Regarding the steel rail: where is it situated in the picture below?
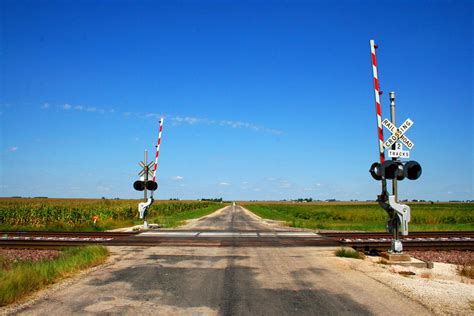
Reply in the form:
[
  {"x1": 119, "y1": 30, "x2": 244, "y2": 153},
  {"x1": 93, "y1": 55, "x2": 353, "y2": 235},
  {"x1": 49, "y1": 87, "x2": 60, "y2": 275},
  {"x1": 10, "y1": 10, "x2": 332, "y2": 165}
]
[
  {"x1": 340, "y1": 239, "x2": 473, "y2": 251},
  {"x1": 0, "y1": 230, "x2": 472, "y2": 250},
  {"x1": 319, "y1": 231, "x2": 474, "y2": 239}
]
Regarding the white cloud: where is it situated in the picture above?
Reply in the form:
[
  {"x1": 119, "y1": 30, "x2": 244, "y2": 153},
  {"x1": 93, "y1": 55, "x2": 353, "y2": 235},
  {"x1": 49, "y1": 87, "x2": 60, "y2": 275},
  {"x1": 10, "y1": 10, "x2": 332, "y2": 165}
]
[
  {"x1": 277, "y1": 179, "x2": 292, "y2": 189},
  {"x1": 54, "y1": 102, "x2": 282, "y2": 134},
  {"x1": 146, "y1": 113, "x2": 160, "y2": 118},
  {"x1": 97, "y1": 185, "x2": 111, "y2": 191},
  {"x1": 120, "y1": 111, "x2": 165, "y2": 120},
  {"x1": 219, "y1": 120, "x2": 282, "y2": 135},
  {"x1": 41, "y1": 103, "x2": 50, "y2": 109},
  {"x1": 8, "y1": 146, "x2": 18, "y2": 152},
  {"x1": 57, "y1": 102, "x2": 113, "y2": 114},
  {"x1": 169, "y1": 115, "x2": 282, "y2": 134},
  {"x1": 172, "y1": 176, "x2": 184, "y2": 181},
  {"x1": 172, "y1": 116, "x2": 206, "y2": 125},
  {"x1": 219, "y1": 182, "x2": 230, "y2": 186},
  {"x1": 85, "y1": 107, "x2": 105, "y2": 114}
]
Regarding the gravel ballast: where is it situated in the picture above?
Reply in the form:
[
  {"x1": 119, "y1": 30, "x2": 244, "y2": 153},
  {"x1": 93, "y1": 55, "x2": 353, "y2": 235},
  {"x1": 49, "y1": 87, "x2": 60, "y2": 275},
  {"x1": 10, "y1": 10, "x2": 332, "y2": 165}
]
[{"x1": 0, "y1": 249, "x2": 61, "y2": 267}]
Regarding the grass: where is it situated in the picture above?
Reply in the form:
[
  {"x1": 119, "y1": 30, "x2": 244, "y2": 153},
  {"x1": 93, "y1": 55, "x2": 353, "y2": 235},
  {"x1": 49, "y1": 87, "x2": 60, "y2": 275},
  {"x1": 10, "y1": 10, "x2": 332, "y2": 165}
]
[
  {"x1": 0, "y1": 220, "x2": 137, "y2": 232},
  {"x1": 335, "y1": 247, "x2": 364, "y2": 259},
  {"x1": 0, "y1": 198, "x2": 226, "y2": 231},
  {"x1": 0, "y1": 246, "x2": 109, "y2": 306},
  {"x1": 457, "y1": 262, "x2": 474, "y2": 279},
  {"x1": 242, "y1": 202, "x2": 473, "y2": 231}
]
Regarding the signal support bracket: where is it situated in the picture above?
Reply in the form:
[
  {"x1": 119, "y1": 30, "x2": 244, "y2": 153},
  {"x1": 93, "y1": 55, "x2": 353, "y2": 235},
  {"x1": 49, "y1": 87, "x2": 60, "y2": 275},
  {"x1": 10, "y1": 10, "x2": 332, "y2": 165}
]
[
  {"x1": 138, "y1": 197, "x2": 154, "y2": 229},
  {"x1": 388, "y1": 195, "x2": 410, "y2": 236}
]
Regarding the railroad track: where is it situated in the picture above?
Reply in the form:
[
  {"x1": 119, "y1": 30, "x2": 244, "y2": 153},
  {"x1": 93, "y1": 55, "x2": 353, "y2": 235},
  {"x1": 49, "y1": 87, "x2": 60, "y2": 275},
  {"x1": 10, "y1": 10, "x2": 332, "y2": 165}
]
[
  {"x1": 0, "y1": 230, "x2": 338, "y2": 248},
  {"x1": 1, "y1": 231, "x2": 139, "y2": 238},
  {"x1": 0, "y1": 230, "x2": 472, "y2": 250},
  {"x1": 319, "y1": 231, "x2": 474, "y2": 238},
  {"x1": 319, "y1": 231, "x2": 474, "y2": 251},
  {"x1": 0, "y1": 231, "x2": 139, "y2": 248}
]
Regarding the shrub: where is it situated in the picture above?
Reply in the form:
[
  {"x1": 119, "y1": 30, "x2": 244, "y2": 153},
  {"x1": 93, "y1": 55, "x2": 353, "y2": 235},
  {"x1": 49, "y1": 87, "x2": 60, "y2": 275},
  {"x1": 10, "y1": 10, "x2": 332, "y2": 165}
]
[
  {"x1": 335, "y1": 247, "x2": 364, "y2": 259},
  {"x1": 457, "y1": 262, "x2": 474, "y2": 279}
]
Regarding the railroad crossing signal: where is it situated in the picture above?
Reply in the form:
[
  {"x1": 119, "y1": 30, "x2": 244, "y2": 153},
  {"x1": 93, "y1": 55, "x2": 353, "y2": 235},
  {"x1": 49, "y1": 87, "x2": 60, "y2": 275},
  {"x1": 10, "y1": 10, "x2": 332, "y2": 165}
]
[
  {"x1": 369, "y1": 41, "x2": 422, "y2": 253},
  {"x1": 139, "y1": 161, "x2": 155, "y2": 178},
  {"x1": 133, "y1": 118, "x2": 164, "y2": 230},
  {"x1": 133, "y1": 152, "x2": 157, "y2": 192},
  {"x1": 133, "y1": 180, "x2": 157, "y2": 191},
  {"x1": 134, "y1": 181, "x2": 157, "y2": 191},
  {"x1": 370, "y1": 160, "x2": 422, "y2": 181},
  {"x1": 382, "y1": 117, "x2": 414, "y2": 149},
  {"x1": 371, "y1": 115, "x2": 421, "y2": 180}
]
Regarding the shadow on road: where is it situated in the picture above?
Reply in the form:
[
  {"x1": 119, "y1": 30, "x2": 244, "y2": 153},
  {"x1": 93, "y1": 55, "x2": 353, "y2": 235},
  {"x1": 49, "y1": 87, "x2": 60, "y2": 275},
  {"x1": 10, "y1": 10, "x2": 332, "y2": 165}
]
[{"x1": 87, "y1": 254, "x2": 371, "y2": 315}]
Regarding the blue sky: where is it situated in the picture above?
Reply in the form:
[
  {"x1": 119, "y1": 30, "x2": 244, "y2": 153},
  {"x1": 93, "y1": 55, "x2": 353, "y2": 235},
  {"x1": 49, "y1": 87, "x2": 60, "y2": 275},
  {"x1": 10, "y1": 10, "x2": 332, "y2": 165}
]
[{"x1": 1, "y1": 1, "x2": 472, "y2": 201}]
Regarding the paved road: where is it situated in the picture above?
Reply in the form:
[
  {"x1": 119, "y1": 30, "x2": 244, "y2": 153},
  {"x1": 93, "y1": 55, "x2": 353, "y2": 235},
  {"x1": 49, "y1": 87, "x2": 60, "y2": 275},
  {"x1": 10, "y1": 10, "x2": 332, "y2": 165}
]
[{"x1": 9, "y1": 205, "x2": 431, "y2": 315}]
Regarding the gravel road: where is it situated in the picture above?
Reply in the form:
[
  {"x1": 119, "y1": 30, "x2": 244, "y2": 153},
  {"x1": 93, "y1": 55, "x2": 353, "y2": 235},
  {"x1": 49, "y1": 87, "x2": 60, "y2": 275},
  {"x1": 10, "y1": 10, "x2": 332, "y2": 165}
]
[{"x1": 180, "y1": 204, "x2": 290, "y2": 231}]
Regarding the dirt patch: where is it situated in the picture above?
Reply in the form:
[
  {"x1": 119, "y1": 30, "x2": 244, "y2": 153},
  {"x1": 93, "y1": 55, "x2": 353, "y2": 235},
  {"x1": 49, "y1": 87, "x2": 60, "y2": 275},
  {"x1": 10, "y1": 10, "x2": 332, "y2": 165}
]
[
  {"x1": 351, "y1": 250, "x2": 474, "y2": 315},
  {"x1": 0, "y1": 248, "x2": 61, "y2": 268},
  {"x1": 406, "y1": 250, "x2": 473, "y2": 265},
  {"x1": 398, "y1": 271, "x2": 416, "y2": 276}
]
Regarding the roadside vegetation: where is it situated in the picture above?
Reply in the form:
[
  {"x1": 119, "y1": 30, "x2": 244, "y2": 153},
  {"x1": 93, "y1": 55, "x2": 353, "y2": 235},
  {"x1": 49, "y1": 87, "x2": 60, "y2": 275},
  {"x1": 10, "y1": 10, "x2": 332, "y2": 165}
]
[
  {"x1": 335, "y1": 247, "x2": 365, "y2": 259},
  {"x1": 242, "y1": 202, "x2": 473, "y2": 231},
  {"x1": 0, "y1": 198, "x2": 226, "y2": 231},
  {"x1": 0, "y1": 246, "x2": 108, "y2": 306},
  {"x1": 457, "y1": 262, "x2": 474, "y2": 279}
]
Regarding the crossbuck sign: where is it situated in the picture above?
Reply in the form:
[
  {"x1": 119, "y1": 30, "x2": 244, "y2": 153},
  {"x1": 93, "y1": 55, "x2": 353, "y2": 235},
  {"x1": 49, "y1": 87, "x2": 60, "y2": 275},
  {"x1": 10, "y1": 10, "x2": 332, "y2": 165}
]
[
  {"x1": 382, "y1": 118, "x2": 415, "y2": 158},
  {"x1": 139, "y1": 161, "x2": 155, "y2": 179}
]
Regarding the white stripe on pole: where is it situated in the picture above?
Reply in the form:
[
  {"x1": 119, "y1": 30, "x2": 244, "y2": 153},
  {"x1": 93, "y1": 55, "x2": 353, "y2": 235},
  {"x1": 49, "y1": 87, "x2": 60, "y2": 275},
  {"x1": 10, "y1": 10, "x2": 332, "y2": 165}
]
[
  {"x1": 370, "y1": 39, "x2": 385, "y2": 164},
  {"x1": 152, "y1": 118, "x2": 164, "y2": 183}
]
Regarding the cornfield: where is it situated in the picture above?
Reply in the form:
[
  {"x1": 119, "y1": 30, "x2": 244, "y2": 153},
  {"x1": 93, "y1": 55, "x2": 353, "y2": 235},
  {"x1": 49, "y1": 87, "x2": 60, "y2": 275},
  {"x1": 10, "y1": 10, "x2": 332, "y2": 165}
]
[
  {"x1": 0, "y1": 198, "x2": 219, "y2": 229},
  {"x1": 243, "y1": 202, "x2": 474, "y2": 231}
]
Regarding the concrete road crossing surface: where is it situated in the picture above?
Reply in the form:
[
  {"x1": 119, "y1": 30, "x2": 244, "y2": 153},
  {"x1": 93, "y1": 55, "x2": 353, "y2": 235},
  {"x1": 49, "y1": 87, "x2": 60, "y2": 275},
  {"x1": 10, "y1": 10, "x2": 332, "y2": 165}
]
[{"x1": 10, "y1": 205, "x2": 430, "y2": 315}]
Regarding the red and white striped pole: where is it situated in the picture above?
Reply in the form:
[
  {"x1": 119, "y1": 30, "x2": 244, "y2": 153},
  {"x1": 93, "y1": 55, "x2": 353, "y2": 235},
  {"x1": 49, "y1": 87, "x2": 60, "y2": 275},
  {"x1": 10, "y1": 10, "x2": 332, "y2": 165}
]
[
  {"x1": 370, "y1": 40, "x2": 385, "y2": 164},
  {"x1": 152, "y1": 118, "x2": 164, "y2": 185}
]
